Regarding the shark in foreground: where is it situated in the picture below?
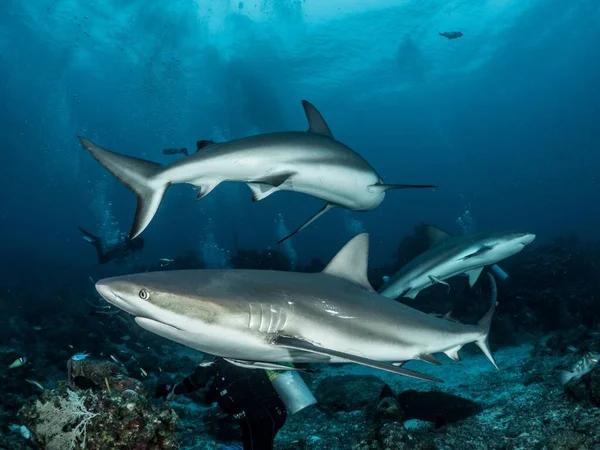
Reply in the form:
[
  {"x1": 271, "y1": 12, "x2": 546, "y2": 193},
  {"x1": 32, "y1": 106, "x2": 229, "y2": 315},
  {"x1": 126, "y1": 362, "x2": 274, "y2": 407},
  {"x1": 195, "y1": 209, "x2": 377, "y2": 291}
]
[
  {"x1": 94, "y1": 233, "x2": 499, "y2": 383},
  {"x1": 77, "y1": 101, "x2": 435, "y2": 241},
  {"x1": 378, "y1": 225, "x2": 535, "y2": 300}
]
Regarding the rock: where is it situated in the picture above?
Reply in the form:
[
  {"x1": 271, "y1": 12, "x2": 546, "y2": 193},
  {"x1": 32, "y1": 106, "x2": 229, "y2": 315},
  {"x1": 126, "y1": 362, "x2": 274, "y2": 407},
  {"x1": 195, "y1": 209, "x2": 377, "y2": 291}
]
[
  {"x1": 396, "y1": 389, "x2": 483, "y2": 428},
  {"x1": 315, "y1": 375, "x2": 386, "y2": 414}
]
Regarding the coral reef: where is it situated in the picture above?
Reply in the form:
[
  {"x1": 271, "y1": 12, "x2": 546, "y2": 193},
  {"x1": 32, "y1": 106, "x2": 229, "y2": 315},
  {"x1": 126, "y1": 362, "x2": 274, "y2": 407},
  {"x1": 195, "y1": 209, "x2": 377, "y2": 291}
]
[{"x1": 18, "y1": 359, "x2": 178, "y2": 450}]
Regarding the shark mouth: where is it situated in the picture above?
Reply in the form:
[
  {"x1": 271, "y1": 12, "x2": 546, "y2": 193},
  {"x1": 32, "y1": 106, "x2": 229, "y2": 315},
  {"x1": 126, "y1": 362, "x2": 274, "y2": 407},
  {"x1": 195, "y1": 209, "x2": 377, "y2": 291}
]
[{"x1": 134, "y1": 316, "x2": 182, "y2": 333}]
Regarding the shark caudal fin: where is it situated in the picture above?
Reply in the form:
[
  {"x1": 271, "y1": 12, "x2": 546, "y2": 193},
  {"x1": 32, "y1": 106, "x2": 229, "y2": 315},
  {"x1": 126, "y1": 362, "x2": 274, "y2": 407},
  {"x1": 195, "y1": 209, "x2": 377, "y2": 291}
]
[
  {"x1": 474, "y1": 273, "x2": 499, "y2": 370},
  {"x1": 77, "y1": 137, "x2": 167, "y2": 239}
]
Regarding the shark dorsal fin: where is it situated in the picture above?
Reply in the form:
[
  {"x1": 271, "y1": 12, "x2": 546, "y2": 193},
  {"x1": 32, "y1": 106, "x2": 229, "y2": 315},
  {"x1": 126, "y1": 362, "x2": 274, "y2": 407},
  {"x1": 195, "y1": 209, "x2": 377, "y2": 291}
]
[
  {"x1": 422, "y1": 224, "x2": 452, "y2": 248},
  {"x1": 302, "y1": 100, "x2": 333, "y2": 138},
  {"x1": 322, "y1": 233, "x2": 374, "y2": 291}
]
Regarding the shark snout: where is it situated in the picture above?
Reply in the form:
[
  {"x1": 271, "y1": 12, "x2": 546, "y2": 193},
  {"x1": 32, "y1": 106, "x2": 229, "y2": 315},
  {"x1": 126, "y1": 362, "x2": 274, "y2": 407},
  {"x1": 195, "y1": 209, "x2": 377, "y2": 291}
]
[
  {"x1": 517, "y1": 233, "x2": 536, "y2": 246},
  {"x1": 95, "y1": 280, "x2": 118, "y2": 305}
]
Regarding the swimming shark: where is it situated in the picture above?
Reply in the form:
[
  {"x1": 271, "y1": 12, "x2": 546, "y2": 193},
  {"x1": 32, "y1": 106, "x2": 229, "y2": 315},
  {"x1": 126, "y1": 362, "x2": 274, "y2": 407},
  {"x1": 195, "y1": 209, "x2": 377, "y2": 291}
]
[
  {"x1": 94, "y1": 233, "x2": 499, "y2": 383},
  {"x1": 378, "y1": 225, "x2": 535, "y2": 300},
  {"x1": 77, "y1": 101, "x2": 436, "y2": 241}
]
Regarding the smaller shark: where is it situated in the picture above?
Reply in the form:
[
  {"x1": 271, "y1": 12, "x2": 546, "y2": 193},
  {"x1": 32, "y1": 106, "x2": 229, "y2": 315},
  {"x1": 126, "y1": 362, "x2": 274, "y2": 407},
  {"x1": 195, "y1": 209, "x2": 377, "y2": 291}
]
[{"x1": 378, "y1": 225, "x2": 535, "y2": 300}]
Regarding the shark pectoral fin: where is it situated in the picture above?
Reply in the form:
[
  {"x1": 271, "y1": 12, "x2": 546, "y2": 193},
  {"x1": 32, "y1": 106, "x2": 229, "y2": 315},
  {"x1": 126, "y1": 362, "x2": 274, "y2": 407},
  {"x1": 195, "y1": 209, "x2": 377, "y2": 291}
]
[
  {"x1": 194, "y1": 181, "x2": 222, "y2": 200},
  {"x1": 443, "y1": 346, "x2": 463, "y2": 361},
  {"x1": 465, "y1": 267, "x2": 484, "y2": 287},
  {"x1": 253, "y1": 172, "x2": 296, "y2": 188},
  {"x1": 272, "y1": 335, "x2": 443, "y2": 383},
  {"x1": 302, "y1": 100, "x2": 333, "y2": 138},
  {"x1": 461, "y1": 246, "x2": 493, "y2": 261},
  {"x1": 416, "y1": 354, "x2": 442, "y2": 366},
  {"x1": 277, "y1": 203, "x2": 336, "y2": 244},
  {"x1": 247, "y1": 183, "x2": 279, "y2": 202},
  {"x1": 367, "y1": 183, "x2": 438, "y2": 193},
  {"x1": 322, "y1": 232, "x2": 374, "y2": 291},
  {"x1": 247, "y1": 172, "x2": 296, "y2": 202},
  {"x1": 429, "y1": 275, "x2": 451, "y2": 293},
  {"x1": 223, "y1": 358, "x2": 313, "y2": 372},
  {"x1": 392, "y1": 361, "x2": 407, "y2": 367}
]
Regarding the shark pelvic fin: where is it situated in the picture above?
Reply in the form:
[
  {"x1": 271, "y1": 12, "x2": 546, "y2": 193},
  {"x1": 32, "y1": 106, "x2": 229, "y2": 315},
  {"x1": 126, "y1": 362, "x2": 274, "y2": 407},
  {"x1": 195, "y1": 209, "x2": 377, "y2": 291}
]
[
  {"x1": 273, "y1": 335, "x2": 443, "y2": 383},
  {"x1": 223, "y1": 358, "x2": 314, "y2": 372},
  {"x1": 429, "y1": 275, "x2": 451, "y2": 293},
  {"x1": 475, "y1": 273, "x2": 499, "y2": 370},
  {"x1": 465, "y1": 267, "x2": 484, "y2": 287},
  {"x1": 322, "y1": 233, "x2": 374, "y2": 291},
  {"x1": 443, "y1": 346, "x2": 462, "y2": 361},
  {"x1": 247, "y1": 183, "x2": 279, "y2": 202},
  {"x1": 302, "y1": 100, "x2": 333, "y2": 138},
  {"x1": 421, "y1": 224, "x2": 453, "y2": 248},
  {"x1": 78, "y1": 136, "x2": 166, "y2": 239},
  {"x1": 368, "y1": 183, "x2": 437, "y2": 193},
  {"x1": 277, "y1": 203, "x2": 336, "y2": 244},
  {"x1": 194, "y1": 181, "x2": 221, "y2": 199}
]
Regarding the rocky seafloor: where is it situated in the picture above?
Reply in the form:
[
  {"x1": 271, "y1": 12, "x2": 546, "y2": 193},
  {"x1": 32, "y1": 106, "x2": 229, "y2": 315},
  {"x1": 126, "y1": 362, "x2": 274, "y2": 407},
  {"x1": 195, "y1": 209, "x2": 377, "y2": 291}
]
[{"x1": 1, "y1": 235, "x2": 600, "y2": 449}]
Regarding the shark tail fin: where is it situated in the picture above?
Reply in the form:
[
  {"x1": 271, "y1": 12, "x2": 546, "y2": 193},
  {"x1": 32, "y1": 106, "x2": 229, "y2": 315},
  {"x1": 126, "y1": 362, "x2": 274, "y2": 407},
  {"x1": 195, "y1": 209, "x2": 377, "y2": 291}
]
[
  {"x1": 78, "y1": 136, "x2": 167, "y2": 239},
  {"x1": 474, "y1": 273, "x2": 499, "y2": 370}
]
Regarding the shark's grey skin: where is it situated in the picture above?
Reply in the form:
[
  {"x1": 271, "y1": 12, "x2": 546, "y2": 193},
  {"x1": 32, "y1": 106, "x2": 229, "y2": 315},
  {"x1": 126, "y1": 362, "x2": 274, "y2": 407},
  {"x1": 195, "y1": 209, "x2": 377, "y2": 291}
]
[
  {"x1": 378, "y1": 226, "x2": 535, "y2": 300},
  {"x1": 77, "y1": 101, "x2": 435, "y2": 241},
  {"x1": 94, "y1": 233, "x2": 499, "y2": 383}
]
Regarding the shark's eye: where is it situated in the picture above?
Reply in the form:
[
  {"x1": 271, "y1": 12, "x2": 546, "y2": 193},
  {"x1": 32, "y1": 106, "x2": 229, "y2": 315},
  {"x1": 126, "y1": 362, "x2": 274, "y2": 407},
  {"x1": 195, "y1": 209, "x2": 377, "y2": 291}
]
[{"x1": 139, "y1": 289, "x2": 149, "y2": 300}]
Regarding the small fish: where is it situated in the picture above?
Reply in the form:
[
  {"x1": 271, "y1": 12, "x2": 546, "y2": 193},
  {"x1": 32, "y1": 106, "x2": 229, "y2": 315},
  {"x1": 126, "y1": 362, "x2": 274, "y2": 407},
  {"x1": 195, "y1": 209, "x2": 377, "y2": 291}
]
[
  {"x1": 71, "y1": 352, "x2": 90, "y2": 361},
  {"x1": 140, "y1": 368, "x2": 148, "y2": 377},
  {"x1": 9, "y1": 357, "x2": 27, "y2": 369},
  {"x1": 559, "y1": 351, "x2": 600, "y2": 385},
  {"x1": 32, "y1": 326, "x2": 43, "y2": 331},
  {"x1": 105, "y1": 377, "x2": 111, "y2": 394},
  {"x1": 159, "y1": 366, "x2": 163, "y2": 372},
  {"x1": 566, "y1": 345, "x2": 578, "y2": 353},
  {"x1": 68, "y1": 345, "x2": 74, "y2": 349},
  {"x1": 159, "y1": 258, "x2": 175, "y2": 263},
  {"x1": 439, "y1": 31, "x2": 463, "y2": 40},
  {"x1": 25, "y1": 379, "x2": 45, "y2": 391},
  {"x1": 110, "y1": 354, "x2": 123, "y2": 365}
]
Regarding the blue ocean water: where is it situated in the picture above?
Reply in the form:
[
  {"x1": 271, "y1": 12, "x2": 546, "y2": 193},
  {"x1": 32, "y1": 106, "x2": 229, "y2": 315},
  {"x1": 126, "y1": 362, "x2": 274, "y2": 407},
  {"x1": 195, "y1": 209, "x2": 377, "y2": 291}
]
[{"x1": 1, "y1": 1, "x2": 599, "y2": 449}]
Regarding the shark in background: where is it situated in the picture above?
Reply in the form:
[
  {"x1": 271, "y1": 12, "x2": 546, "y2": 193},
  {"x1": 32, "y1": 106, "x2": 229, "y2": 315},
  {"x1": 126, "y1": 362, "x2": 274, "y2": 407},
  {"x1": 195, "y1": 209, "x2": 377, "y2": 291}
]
[
  {"x1": 94, "y1": 233, "x2": 499, "y2": 383},
  {"x1": 77, "y1": 100, "x2": 436, "y2": 242},
  {"x1": 378, "y1": 225, "x2": 535, "y2": 300}
]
